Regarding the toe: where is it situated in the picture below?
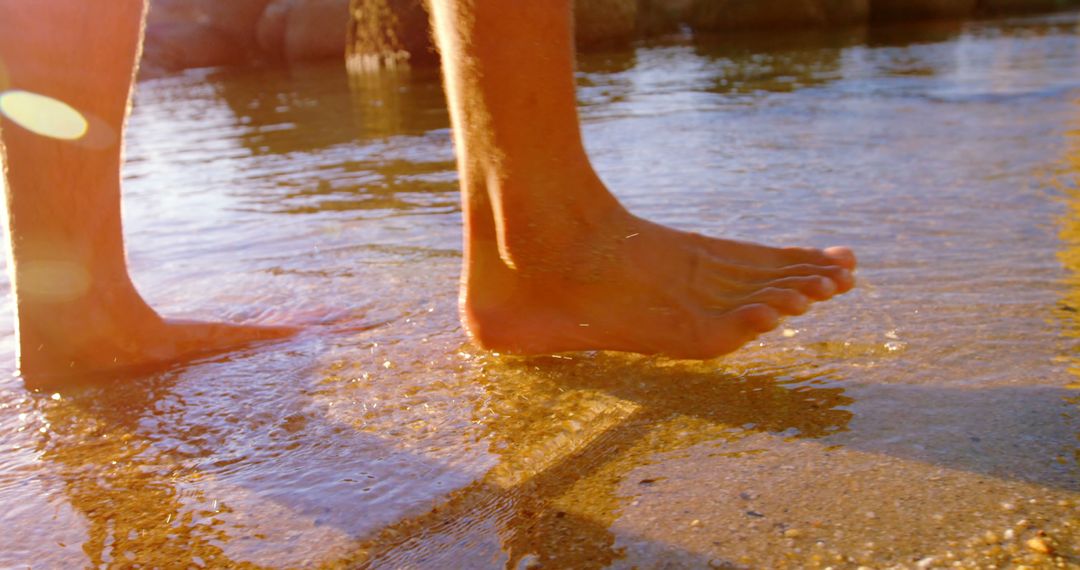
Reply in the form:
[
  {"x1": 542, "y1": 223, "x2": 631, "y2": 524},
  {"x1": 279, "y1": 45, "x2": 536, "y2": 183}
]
[
  {"x1": 740, "y1": 287, "x2": 810, "y2": 315},
  {"x1": 762, "y1": 275, "x2": 837, "y2": 300},
  {"x1": 733, "y1": 302, "x2": 781, "y2": 334},
  {"x1": 828, "y1": 267, "x2": 855, "y2": 294},
  {"x1": 774, "y1": 246, "x2": 833, "y2": 267},
  {"x1": 770, "y1": 265, "x2": 853, "y2": 295},
  {"x1": 712, "y1": 302, "x2": 781, "y2": 351},
  {"x1": 696, "y1": 235, "x2": 857, "y2": 274},
  {"x1": 704, "y1": 260, "x2": 822, "y2": 284},
  {"x1": 694, "y1": 303, "x2": 779, "y2": 358},
  {"x1": 824, "y1": 246, "x2": 857, "y2": 270},
  {"x1": 702, "y1": 260, "x2": 849, "y2": 298}
]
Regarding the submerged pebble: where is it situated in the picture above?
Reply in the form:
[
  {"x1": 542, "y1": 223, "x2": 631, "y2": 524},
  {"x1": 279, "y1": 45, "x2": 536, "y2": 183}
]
[{"x1": 1025, "y1": 536, "x2": 1052, "y2": 554}]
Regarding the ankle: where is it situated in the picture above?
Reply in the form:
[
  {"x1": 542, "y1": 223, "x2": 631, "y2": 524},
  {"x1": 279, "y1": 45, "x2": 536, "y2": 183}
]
[
  {"x1": 483, "y1": 172, "x2": 630, "y2": 274},
  {"x1": 15, "y1": 281, "x2": 162, "y2": 367}
]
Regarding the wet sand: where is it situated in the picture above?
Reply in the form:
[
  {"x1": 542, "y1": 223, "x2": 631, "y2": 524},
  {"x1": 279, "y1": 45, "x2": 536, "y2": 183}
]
[{"x1": 1, "y1": 10, "x2": 1079, "y2": 569}]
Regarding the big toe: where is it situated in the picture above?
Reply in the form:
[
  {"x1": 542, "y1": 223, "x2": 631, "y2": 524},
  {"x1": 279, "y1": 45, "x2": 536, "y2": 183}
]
[
  {"x1": 696, "y1": 303, "x2": 780, "y2": 358},
  {"x1": 824, "y1": 246, "x2": 857, "y2": 270}
]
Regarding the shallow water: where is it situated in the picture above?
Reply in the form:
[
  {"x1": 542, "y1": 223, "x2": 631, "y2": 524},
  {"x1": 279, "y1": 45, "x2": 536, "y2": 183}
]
[{"x1": 2, "y1": 11, "x2": 1080, "y2": 569}]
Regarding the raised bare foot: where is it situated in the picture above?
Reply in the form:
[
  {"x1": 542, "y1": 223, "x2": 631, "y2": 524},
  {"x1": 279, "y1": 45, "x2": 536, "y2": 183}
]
[
  {"x1": 429, "y1": 0, "x2": 854, "y2": 360},
  {"x1": 462, "y1": 197, "x2": 855, "y2": 360}
]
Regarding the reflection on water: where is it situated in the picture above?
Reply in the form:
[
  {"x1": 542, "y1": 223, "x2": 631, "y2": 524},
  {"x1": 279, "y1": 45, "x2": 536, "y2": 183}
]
[
  {"x1": 1056, "y1": 91, "x2": 1080, "y2": 389},
  {"x1": 354, "y1": 357, "x2": 851, "y2": 568},
  {"x1": 37, "y1": 377, "x2": 245, "y2": 568},
  {"x1": 2, "y1": 9, "x2": 1080, "y2": 569}
]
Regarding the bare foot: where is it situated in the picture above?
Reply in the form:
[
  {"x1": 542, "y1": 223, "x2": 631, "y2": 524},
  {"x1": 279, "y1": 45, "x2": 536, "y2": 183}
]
[
  {"x1": 0, "y1": 2, "x2": 296, "y2": 381},
  {"x1": 16, "y1": 288, "x2": 296, "y2": 379},
  {"x1": 462, "y1": 200, "x2": 855, "y2": 360}
]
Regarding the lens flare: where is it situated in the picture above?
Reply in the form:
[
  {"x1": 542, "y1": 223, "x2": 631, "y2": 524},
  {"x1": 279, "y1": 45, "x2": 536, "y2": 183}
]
[
  {"x1": 19, "y1": 260, "x2": 91, "y2": 302},
  {"x1": 0, "y1": 89, "x2": 88, "y2": 141}
]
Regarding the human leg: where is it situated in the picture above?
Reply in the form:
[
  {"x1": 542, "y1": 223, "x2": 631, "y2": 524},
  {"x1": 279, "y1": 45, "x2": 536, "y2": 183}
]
[
  {"x1": 428, "y1": 0, "x2": 856, "y2": 358},
  {"x1": 0, "y1": 0, "x2": 292, "y2": 378}
]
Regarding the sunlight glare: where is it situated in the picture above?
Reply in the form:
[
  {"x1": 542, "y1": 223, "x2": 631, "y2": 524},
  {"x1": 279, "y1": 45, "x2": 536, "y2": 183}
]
[
  {"x1": 0, "y1": 89, "x2": 88, "y2": 141},
  {"x1": 20, "y1": 260, "x2": 91, "y2": 302}
]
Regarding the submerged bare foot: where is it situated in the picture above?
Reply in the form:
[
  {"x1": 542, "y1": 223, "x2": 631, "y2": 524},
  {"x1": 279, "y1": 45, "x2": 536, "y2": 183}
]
[
  {"x1": 16, "y1": 289, "x2": 296, "y2": 379},
  {"x1": 463, "y1": 192, "x2": 855, "y2": 360}
]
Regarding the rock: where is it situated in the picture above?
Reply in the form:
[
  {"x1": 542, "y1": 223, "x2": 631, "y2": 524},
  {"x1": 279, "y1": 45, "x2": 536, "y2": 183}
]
[
  {"x1": 344, "y1": 0, "x2": 660, "y2": 71},
  {"x1": 575, "y1": 0, "x2": 638, "y2": 46},
  {"x1": 255, "y1": 0, "x2": 289, "y2": 59},
  {"x1": 687, "y1": 0, "x2": 868, "y2": 32},
  {"x1": 143, "y1": 0, "x2": 350, "y2": 74},
  {"x1": 286, "y1": 0, "x2": 347, "y2": 62},
  {"x1": 142, "y1": 0, "x2": 271, "y2": 74},
  {"x1": 869, "y1": 0, "x2": 978, "y2": 22},
  {"x1": 1025, "y1": 535, "x2": 1053, "y2": 554},
  {"x1": 636, "y1": 0, "x2": 693, "y2": 35},
  {"x1": 147, "y1": 0, "x2": 271, "y2": 45},
  {"x1": 257, "y1": 0, "x2": 350, "y2": 62},
  {"x1": 979, "y1": 0, "x2": 1080, "y2": 14},
  {"x1": 140, "y1": 0, "x2": 1080, "y2": 77},
  {"x1": 140, "y1": 22, "x2": 249, "y2": 76},
  {"x1": 345, "y1": 0, "x2": 435, "y2": 72}
]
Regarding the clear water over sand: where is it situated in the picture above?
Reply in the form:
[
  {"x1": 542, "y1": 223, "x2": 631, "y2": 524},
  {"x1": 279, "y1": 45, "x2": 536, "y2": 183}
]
[{"x1": 1, "y1": 11, "x2": 1079, "y2": 569}]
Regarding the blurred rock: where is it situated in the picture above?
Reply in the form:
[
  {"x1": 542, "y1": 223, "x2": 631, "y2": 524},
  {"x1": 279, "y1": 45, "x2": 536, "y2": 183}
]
[
  {"x1": 142, "y1": 0, "x2": 348, "y2": 75},
  {"x1": 257, "y1": 0, "x2": 350, "y2": 62},
  {"x1": 344, "y1": 0, "x2": 668, "y2": 71},
  {"x1": 869, "y1": 0, "x2": 978, "y2": 22},
  {"x1": 140, "y1": 22, "x2": 245, "y2": 77},
  {"x1": 575, "y1": 0, "x2": 638, "y2": 46},
  {"x1": 978, "y1": 0, "x2": 1080, "y2": 14},
  {"x1": 346, "y1": 0, "x2": 435, "y2": 72},
  {"x1": 139, "y1": 0, "x2": 1080, "y2": 77},
  {"x1": 143, "y1": 0, "x2": 270, "y2": 75},
  {"x1": 147, "y1": 0, "x2": 271, "y2": 45},
  {"x1": 688, "y1": 0, "x2": 869, "y2": 31},
  {"x1": 636, "y1": 0, "x2": 694, "y2": 36}
]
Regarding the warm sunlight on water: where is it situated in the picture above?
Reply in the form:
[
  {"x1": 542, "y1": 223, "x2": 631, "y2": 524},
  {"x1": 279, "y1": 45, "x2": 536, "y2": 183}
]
[{"x1": 1, "y1": 10, "x2": 1079, "y2": 569}]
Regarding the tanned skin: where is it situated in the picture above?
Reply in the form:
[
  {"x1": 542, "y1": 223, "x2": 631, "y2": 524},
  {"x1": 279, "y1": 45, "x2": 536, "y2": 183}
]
[
  {"x1": 0, "y1": 0, "x2": 855, "y2": 380},
  {"x1": 430, "y1": 0, "x2": 855, "y2": 359}
]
